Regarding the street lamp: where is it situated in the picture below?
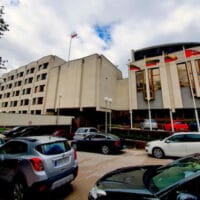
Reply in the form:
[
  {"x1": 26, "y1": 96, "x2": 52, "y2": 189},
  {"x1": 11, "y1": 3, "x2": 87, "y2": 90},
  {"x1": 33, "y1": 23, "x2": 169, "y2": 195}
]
[{"x1": 104, "y1": 97, "x2": 112, "y2": 133}]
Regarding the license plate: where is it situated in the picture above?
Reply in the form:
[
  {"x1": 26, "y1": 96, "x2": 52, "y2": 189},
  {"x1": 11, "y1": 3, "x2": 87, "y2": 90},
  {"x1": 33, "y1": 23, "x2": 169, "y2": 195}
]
[{"x1": 54, "y1": 157, "x2": 69, "y2": 167}]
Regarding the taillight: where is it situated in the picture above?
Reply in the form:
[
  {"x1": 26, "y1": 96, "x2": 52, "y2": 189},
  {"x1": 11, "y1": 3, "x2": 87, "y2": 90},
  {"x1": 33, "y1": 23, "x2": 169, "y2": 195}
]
[
  {"x1": 30, "y1": 157, "x2": 44, "y2": 171},
  {"x1": 114, "y1": 141, "x2": 120, "y2": 147},
  {"x1": 74, "y1": 149, "x2": 77, "y2": 160}
]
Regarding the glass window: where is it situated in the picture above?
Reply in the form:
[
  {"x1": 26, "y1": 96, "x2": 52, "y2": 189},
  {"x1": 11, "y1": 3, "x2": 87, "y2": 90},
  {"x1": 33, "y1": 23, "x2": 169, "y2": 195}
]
[
  {"x1": 136, "y1": 71, "x2": 144, "y2": 92},
  {"x1": 36, "y1": 141, "x2": 71, "y2": 155},
  {"x1": 38, "y1": 97, "x2": 43, "y2": 104},
  {"x1": 177, "y1": 63, "x2": 189, "y2": 87},
  {"x1": 41, "y1": 73, "x2": 47, "y2": 80},
  {"x1": 136, "y1": 68, "x2": 161, "y2": 101},
  {"x1": 195, "y1": 59, "x2": 200, "y2": 86},
  {"x1": 185, "y1": 134, "x2": 200, "y2": 142},
  {"x1": 168, "y1": 134, "x2": 185, "y2": 142},
  {"x1": 43, "y1": 63, "x2": 48, "y2": 69},
  {"x1": 0, "y1": 141, "x2": 27, "y2": 154},
  {"x1": 149, "y1": 156, "x2": 200, "y2": 192}
]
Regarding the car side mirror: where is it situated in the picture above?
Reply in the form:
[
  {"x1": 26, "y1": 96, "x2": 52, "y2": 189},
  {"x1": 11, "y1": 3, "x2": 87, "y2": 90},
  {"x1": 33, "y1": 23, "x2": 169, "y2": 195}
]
[
  {"x1": 177, "y1": 192, "x2": 198, "y2": 200},
  {"x1": 165, "y1": 139, "x2": 170, "y2": 143}
]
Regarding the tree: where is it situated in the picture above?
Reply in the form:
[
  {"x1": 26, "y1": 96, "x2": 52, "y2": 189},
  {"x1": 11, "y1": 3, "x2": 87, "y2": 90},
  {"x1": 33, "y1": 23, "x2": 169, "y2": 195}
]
[{"x1": 0, "y1": 6, "x2": 9, "y2": 69}]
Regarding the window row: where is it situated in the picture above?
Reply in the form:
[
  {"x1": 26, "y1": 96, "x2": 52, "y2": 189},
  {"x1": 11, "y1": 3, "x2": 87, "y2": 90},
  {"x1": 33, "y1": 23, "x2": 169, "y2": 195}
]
[
  {"x1": 1, "y1": 97, "x2": 44, "y2": 108},
  {"x1": 4, "y1": 110, "x2": 42, "y2": 115},
  {"x1": 0, "y1": 85, "x2": 45, "y2": 99},
  {"x1": 3, "y1": 63, "x2": 49, "y2": 83},
  {"x1": 0, "y1": 73, "x2": 47, "y2": 91},
  {"x1": 135, "y1": 59, "x2": 200, "y2": 100}
]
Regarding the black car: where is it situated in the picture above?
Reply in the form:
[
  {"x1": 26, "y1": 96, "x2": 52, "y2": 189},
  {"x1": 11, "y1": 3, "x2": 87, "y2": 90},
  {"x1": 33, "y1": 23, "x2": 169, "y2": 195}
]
[
  {"x1": 3, "y1": 126, "x2": 28, "y2": 137},
  {"x1": 189, "y1": 121, "x2": 200, "y2": 131},
  {"x1": 89, "y1": 153, "x2": 200, "y2": 200},
  {"x1": 71, "y1": 133, "x2": 123, "y2": 154}
]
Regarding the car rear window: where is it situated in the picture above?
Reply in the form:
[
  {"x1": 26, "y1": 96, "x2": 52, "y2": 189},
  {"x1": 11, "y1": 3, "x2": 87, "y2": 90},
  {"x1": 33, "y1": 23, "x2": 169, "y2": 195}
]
[{"x1": 36, "y1": 141, "x2": 71, "y2": 155}]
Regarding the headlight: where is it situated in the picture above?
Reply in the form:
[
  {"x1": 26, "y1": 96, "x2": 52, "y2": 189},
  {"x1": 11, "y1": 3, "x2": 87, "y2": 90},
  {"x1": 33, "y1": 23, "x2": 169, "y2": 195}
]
[
  {"x1": 146, "y1": 143, "x2": 150, "y2": 147},
  {"x1": 89, "y1": 185, "x2": 106, "y2": 199}
]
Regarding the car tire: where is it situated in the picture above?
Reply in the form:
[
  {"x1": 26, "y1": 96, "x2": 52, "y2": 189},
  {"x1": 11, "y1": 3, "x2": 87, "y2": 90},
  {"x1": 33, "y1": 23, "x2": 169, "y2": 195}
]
[
  {"x1": 101, "y1": 145, "x2": 110, "y2": 154},
  {"x1": 152, "y1": 147, "x2": 164, "y2": 159},
  {"x1": 10, "y1": 179, "x2": 26, "y2": 200}
]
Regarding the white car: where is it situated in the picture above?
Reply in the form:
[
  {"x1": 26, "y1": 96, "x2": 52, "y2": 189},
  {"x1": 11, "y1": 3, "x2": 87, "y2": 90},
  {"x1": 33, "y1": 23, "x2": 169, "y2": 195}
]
[
  {"x1": 73, "y1": 127, "x2": 99, "y2": 140},
  {"x1": 145, "y1": 132, "x2": 200, "y2": 158},
  {"x1": 140, "y1": 119, "x2": 158, "y2": 130}
]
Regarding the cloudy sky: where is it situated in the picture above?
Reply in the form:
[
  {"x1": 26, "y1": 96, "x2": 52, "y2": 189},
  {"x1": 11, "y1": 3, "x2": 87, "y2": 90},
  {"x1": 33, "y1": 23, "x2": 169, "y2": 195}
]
[{"x1": 1, "y1": 0, "x2": 200, "y2": 77}]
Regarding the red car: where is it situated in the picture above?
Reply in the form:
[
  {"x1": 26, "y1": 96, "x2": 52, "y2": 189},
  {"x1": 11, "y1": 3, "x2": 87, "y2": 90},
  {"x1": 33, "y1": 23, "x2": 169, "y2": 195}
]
[
  {"x1": 52, "y1": 129, "x2": 74, "y2": 139},
  {"x1": 164, "y1": 120, "x2": 189, "y2": 132}
]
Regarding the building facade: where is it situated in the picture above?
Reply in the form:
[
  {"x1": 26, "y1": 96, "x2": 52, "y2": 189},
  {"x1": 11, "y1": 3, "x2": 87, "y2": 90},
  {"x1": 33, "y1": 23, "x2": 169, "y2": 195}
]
[
  {"x1": 0, "y1": 42, "x2": 200, "y2": 128},
  {"x1": 129, "y1": 42, "x2": 200, "y2": 125}
]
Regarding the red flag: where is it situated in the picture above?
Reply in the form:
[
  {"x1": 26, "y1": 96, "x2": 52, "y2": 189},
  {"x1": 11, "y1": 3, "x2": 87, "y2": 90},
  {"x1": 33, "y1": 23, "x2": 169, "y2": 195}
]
[
  {"x1": 145, "y1": 59, "x2": 160, "y2": 67},
  {"x1": 185, "y1": 49, "x2": 200, "y2": 58},
  {"x1": 129, "y1": 64, "x2": 140, "y2": 71},
  {"x1": 71, "y1": 32, "x2": 77, "y2": 38},
  {"x1": 164, "y1": 55, "x2": 177, "y2": 63}
]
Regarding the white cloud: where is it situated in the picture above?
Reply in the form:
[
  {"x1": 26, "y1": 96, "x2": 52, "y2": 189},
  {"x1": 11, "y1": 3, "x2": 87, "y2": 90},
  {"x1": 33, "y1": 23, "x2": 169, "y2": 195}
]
[{"x1": 1, "y1": 0, "x2": 200, "y2": 77}]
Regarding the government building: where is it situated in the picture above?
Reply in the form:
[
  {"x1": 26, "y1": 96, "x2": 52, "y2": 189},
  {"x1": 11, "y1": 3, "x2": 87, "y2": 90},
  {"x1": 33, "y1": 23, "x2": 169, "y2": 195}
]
[{"x1": 0, "y1": 42, "x2": 200, "y2": 128}]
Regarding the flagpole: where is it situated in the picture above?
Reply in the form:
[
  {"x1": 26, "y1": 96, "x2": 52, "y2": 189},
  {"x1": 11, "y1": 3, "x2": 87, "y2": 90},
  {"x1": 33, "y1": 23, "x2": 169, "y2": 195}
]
[
  {"x1": 183, "y1": 46, "x2": 200, "y2": 132},
  {"x1": 128, "y1": 63, "x2": 133, "y2": 129},
  {"x1": 67, "y1": 36, "x2": 72, "y2": 63},
  {"x1": 144, "y1": 56, "x2": 152, "y2": 131},
  {"x1": 67, "y1": 32, "x2": 77, "y2": 65}
]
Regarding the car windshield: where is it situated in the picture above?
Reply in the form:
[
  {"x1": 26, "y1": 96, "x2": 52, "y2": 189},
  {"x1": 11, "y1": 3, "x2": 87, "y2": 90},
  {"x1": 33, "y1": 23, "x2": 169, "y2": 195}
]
[{"x1": 146, "y1": 154, "x2": 200, "y2": 193}]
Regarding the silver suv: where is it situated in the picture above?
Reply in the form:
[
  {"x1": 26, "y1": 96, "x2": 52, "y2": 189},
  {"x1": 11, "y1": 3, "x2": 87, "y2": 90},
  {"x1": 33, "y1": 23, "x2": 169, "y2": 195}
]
[{"x1": 0, "y1": 136, "x2": 78, "y2": 200}]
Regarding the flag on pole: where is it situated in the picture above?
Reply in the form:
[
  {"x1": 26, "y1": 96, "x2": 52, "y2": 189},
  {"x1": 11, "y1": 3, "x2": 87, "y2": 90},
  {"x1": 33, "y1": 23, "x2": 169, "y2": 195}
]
[
  {"x1": 185, "y1": 49, "x2": 200, "y2": 58},
  {"x1": 71, "y1": 32, "x2": 77, "y2": 38},
  {"x1": 164, "y1": 54, "x2": 177, "y2": 63},
  {"x1": 145, "y1": 59, "x2": 160, "y2": 67},
  {"x1": 129, "y1": 63, "x2": 141, "y2": 71}
]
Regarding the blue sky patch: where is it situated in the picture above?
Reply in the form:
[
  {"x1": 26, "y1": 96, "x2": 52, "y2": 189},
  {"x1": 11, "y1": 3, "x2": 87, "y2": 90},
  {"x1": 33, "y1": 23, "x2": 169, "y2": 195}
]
[
  {"x1": 94, "y1": 25, "x2": 112, "y2": 44},
  {"x1": 10, "y1": 0, "x2": 20, "y2": 6}
]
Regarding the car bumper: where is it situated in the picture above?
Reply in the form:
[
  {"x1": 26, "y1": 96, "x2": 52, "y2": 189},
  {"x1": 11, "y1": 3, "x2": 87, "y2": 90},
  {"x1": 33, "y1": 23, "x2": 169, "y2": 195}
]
[{"x1": 31, "y1": 166, "x2": 78, "y2": 192}]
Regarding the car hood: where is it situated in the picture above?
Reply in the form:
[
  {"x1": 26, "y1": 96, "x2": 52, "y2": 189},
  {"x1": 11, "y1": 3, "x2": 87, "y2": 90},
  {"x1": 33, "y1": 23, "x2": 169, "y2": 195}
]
[
  {"x1": 96, "y1": 165, "x2": 159, "y2": 195},
  {"x1": 147, "y1": 140, "x2": 163, "y2": 145}
]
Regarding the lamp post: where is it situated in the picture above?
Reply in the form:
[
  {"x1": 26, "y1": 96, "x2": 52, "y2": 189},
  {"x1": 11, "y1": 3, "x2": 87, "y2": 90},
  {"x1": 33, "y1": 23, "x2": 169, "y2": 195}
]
[{"x1": 104, "y1": 97, "x2": 112, "y2": 133}]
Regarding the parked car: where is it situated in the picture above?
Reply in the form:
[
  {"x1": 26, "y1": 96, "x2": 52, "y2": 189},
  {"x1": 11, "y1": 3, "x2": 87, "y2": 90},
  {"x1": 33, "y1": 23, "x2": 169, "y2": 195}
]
[
  {"x1": 163, "y1": 120, "x2": 189, "y2": 132},
  {"x1": 88, "y1": 153, "x2": 200, "y2": 200},
  {"x1": 3, "y1": 126, "x2": 28, "y2": 137},
  {"x1": 14, "y1": 126, "x2": 41, "y2": 137},
  {"x1": 145, "y1": 132, "x2": 200, "y2": 158},
  {"x1": 52, "y1": 129, "x2": 74, "y2": 139},
  {"x1": 140, "y1": 119, "x2": 158, "y2": 130},
  {"x1": 0, "y1": 134, "x2": 6, "y2": 146},
  {"x1": 73, "y1": 127, "x2": 99, "y2": 140},
  {"x1": 189, "y1": 121, "x2": 200, "y2": 131},
  {"x1": 71, "y1": 133, "x2": 123, "y2": 154},
  {"x1": 0, "y1": 136, "x2": 78, "y2": 200}
]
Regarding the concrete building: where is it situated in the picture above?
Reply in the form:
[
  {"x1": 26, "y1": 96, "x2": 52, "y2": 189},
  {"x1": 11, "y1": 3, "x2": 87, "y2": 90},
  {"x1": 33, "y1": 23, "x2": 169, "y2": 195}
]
[
  {"x1": 0, "y1": 42, "x2": 200, "y2": 128},
  {"x1": 0, "y1": 54, "x2": 127, "y2": 128}
]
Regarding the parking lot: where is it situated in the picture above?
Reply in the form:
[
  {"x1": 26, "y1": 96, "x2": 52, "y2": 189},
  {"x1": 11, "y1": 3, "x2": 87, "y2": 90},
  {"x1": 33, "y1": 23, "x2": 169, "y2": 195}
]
[{"x1": 33, "y1": 148, "x2": 173, "y2": 200}]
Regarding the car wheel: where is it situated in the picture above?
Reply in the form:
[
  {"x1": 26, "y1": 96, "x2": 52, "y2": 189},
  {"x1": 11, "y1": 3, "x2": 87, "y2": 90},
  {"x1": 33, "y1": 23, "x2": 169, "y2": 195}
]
[
  {"x1": 10, "y1": 180, "x2": 26, "y2": 200},
  {"x1": 101, "y1": 145, "x2": 110, "y2": 154},
  {"x1": 152, "y1": 147, "x2": 164, "y2": 159}
]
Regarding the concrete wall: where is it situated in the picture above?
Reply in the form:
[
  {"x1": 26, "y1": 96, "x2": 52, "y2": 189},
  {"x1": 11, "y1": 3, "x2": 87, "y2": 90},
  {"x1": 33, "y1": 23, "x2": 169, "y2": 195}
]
[{"x1": 0, "y1": 113, "x2": 73, "y2": 126}]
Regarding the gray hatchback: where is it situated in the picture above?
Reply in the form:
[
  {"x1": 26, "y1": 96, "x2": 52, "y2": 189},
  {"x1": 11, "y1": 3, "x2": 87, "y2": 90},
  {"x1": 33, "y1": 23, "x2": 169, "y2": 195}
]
[{"x1": 0, "y1": 136, "x2": 78, "y2": 200}]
